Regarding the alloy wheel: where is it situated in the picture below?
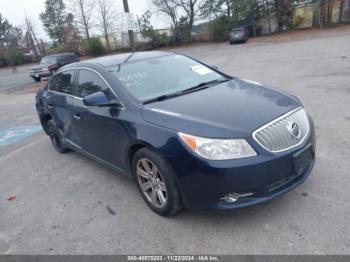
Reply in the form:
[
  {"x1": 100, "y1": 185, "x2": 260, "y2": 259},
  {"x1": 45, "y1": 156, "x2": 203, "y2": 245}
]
[{"x1": 136, "y1": 158, "x2": 167, "y2": 208}]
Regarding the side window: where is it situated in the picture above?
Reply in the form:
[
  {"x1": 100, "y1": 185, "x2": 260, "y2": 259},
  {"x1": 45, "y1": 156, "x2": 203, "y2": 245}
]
[
  {"x1": 77, "y1": 69, "x2": 115, "y2": 100},
  {"x1": 49, "y1": 70, "x2": 75, "y2": 95}
]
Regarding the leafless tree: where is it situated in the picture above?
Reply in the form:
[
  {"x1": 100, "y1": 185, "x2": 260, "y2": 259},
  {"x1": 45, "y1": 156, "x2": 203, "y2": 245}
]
[
  {"x1": 340, "y1": 0, "x2": 350, "y2": 22},
  {"x1": 67, "y1": 0, "x2": 95, "y2": 39},
  {"x1": 152, "y1": 0, "x2": 180, "y2": 28},
  {"x1": 177, "y1": 0, "x2": 200, "y2": 41},
  {"x1": 24, "y1": 15, "x2": 43, "y2": 58},
  {"x1": 200, "y1": 0, "x2": 232, "y2": 19},
  {"x1": 153, "y1": 0, "x2": 201, "y2": 41},
  {"x1": 318, "y1": 0, "x2": 335, "y2": 28},
  {"x1": 64, "y1": 13, "x2": 82, "y2": 52},
  {"x1": 95, "y1": 0, "x2": 115, "y2": 50}
]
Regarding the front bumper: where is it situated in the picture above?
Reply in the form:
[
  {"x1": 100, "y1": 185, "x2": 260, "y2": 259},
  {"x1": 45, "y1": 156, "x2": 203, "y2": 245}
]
[
  {"x1": 169, "y1": 121, "x2": 316, "y2": 211},
  {"x1": 29, "y1": 70, "x2": 51, "y2": 78}
]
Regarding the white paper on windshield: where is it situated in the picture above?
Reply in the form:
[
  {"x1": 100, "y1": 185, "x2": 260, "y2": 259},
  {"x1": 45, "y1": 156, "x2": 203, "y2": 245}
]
[{"x1": 191, "y1": 65, "x2": 213, "y2": 75}]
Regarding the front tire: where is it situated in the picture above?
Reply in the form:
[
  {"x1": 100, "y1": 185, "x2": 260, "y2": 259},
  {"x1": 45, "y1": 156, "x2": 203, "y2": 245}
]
[
  {"x1": 34, "y1": 77, "x2": 41, "y2": 82},
  {"x1": 132, "y1": 148, "x2": 183, "y2": 216},
  {"x1": 47, "y1": 120, "x2": 69, "y2": 153}
]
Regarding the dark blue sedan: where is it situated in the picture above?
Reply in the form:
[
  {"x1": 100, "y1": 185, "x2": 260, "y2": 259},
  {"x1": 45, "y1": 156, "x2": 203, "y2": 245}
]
[{"x1": 35, "y1": 51, "x2": 315, "y2": 216}]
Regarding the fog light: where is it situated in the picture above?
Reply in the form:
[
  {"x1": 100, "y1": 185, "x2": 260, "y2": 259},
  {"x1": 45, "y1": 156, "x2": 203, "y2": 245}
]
[{"x1": 221, "y1": 192, "x2": 254, "y2": 203}]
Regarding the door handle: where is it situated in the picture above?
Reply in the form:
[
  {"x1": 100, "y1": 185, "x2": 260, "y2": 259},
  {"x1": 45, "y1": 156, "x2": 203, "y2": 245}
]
[
  {"x1": 47, "y1": 103, "x2": 54, "y2": 109},
  {"x1": 73, "y1": 113, "x2": 82, "y2": 120}
]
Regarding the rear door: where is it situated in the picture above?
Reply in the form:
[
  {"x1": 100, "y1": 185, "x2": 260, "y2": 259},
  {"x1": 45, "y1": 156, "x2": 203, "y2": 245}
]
[{"x1": 46, "y1": 69, "x2": 77, "y2": 144}]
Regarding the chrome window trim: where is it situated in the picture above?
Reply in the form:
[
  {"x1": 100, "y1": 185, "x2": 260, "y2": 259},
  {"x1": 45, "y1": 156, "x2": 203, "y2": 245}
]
[
  {"x1": 252, "y1": 107, "x2": 310, "y2": 153},
  {"x1": 49, "y1": 89, "x2": 83, "y2": 100},
  {"x1": 48, "y1": 67, "x2": 126, "y2": 110}
]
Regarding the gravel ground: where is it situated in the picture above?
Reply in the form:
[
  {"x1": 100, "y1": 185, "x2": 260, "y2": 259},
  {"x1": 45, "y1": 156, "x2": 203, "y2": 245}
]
[{"x1": 0, "y1": 31, "x2": 350, "y2": 255}]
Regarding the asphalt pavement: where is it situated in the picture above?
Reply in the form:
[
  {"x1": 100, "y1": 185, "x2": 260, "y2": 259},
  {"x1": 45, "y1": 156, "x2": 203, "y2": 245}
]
[
  {"x1": 0, "y1": 64, "x2": 35, "y2": 94},
  {"x1": 0, "y1": 33, "x2": 350, "y2": 254}
]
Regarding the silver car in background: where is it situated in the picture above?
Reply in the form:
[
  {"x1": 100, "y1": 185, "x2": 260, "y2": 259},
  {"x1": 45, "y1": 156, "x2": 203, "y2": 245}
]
[{"x1": 229, "y1": 28, "x2": 249, "y2": 44}]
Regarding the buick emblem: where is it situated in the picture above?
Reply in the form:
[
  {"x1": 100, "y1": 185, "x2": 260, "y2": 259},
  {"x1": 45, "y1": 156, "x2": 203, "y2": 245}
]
[{"x1": 287, "y1": 122, "x2": 301, "y2": 139}]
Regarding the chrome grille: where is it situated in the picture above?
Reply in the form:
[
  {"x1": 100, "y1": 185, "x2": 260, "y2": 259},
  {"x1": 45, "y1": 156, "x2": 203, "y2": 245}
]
[
  {"x1": 253, "y1": 107, "x2": 310, "y2": 153},
  {"x1": 30, "y1": 69, "x2": 43, "y2": 74}
]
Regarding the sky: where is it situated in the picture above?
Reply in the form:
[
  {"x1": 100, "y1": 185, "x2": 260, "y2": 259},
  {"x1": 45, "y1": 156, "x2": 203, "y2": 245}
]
[{"x1": 0, "y1": 0, "x2": 170, "y2": 40}]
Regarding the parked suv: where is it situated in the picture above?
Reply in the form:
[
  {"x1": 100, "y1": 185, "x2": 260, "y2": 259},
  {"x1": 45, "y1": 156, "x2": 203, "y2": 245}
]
[
  {"x1": 229, "y1": 27, "x2": 249, "y2": 44},
  {"x1": 29, "y1": 53, "x2": 79, "y2": 82}
]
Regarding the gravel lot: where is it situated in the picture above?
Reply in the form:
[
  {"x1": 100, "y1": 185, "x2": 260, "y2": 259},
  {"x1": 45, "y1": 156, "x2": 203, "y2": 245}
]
[{"x1": 1, "y1": 32, "x2": 350, "y2": 254}]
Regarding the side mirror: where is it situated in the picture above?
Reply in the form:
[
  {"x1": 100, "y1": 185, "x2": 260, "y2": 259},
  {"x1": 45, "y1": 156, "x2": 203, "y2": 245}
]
[
  {"x1": 210, "y1": 65, "x2": 218, "y2": 70},
  {"x1": 83, "y1": 91, "x2": 120, "y2": 107}
]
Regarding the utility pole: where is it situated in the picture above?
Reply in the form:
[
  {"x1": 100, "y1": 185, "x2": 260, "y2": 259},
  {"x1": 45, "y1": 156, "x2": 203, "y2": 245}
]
[
  {"x1": 122, "y1": 0, "x2": 136, "y2": 51},
  {"x1": 319, "y1": 0, "x2": 325, "y2": 29},
  {"x1": 266, "y1": 0, "x2": 272, "y2": 42}
]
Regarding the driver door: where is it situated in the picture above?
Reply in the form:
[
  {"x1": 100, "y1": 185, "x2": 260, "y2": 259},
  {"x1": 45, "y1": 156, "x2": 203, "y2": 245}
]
[{"x1": 70, "y1": 69, "x2": 126, "y2": 169}]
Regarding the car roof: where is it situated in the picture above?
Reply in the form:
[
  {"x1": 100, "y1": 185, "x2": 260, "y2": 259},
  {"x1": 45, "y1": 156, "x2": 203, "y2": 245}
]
[
  {"x1": 45, "y1": 52, "x2": 76, "y2": 58},
  {"x1": 84, "y1": 51, "x2": 174, "y2": 67}
]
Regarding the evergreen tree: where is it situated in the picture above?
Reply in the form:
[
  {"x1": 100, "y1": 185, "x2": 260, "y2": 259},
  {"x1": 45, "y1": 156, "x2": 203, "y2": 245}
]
[{"x1": 40, "y1": 0, "x2": 67, "y2": 45}]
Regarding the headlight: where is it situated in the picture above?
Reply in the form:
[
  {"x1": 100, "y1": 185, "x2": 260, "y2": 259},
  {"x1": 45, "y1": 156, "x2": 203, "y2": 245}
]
[{"x1": 178, "y1": 132, "x2": 257, "y2": 160}]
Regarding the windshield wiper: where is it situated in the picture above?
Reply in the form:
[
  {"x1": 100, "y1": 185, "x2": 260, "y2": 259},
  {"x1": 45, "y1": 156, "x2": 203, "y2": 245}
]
[
  {"x1": 142, "y1": 78, "x2": 230, "y2": 105},
  {"x1": 143, "y1": 92, "x2": 184, "y2": 104},
  {"x1": 180, "y1": 78, "x2": 229, "y2": 95}
]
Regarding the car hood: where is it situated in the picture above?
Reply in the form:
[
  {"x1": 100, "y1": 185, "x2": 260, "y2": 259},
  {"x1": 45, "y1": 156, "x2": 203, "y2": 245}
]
[
  {"x1": 141, "y1": 78, "x2": 301, "y2": 138},
  {"x1": 30, "y1": 63, "x2": 52, "y2": 70},
  {"x1": 30, "y1": 65, "x2": 42, "y2": 70}
]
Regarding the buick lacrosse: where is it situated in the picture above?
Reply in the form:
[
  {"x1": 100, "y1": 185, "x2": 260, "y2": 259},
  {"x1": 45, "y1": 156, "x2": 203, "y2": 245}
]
[{"x1": 35, "y1": 51, "x2": 315, "y2": 216}]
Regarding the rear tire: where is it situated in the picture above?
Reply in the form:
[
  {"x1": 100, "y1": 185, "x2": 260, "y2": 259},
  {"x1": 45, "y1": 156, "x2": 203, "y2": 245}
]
[
  {"x1": 34, "y1": 77, "x2": 41, "y2": 82},
  {"x1": 47, "y1": 120, "x2": 69, "y2": 153},
  {"x1": 132, "y1": 148, "x2": 183, "y2": 216}
]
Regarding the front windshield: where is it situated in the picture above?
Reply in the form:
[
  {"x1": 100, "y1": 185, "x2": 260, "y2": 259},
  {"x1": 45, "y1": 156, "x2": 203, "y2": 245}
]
[
  {"x1": 108, "y1": 54, "x2": 226, "y2": 102},
  {"x1": 40, "y1": 56, "x2": 57, "y2": 65}
]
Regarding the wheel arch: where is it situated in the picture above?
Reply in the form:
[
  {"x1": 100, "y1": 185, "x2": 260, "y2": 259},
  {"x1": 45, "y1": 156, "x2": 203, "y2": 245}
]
[
  {"x1": 126, "y1": 140, "x2": 169, "y2": 176},
  {"x1": 40, "y1": 113, "x2": 53, "y2": 135}
]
